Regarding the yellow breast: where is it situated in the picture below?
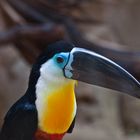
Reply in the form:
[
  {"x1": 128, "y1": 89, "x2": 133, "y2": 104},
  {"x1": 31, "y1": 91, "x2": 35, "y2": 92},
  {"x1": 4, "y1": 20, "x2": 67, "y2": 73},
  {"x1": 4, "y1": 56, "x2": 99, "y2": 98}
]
[{"x1": 38, "y1": 81, "x2": 76, "y2": 134}]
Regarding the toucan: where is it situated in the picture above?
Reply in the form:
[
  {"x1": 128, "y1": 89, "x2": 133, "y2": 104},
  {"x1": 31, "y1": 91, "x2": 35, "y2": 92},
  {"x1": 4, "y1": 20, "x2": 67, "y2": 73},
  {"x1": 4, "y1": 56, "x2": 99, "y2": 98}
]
[{"x1": 0, "y1": 40, "x2": 140, "y2": 140}]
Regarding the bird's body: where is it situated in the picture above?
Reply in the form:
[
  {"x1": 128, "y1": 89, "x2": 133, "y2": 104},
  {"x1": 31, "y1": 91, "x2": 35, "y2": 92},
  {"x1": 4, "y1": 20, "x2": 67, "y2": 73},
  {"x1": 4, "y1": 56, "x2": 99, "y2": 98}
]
[{"x1": 1, "y1": 40, "x2": 140, "y2": 140}]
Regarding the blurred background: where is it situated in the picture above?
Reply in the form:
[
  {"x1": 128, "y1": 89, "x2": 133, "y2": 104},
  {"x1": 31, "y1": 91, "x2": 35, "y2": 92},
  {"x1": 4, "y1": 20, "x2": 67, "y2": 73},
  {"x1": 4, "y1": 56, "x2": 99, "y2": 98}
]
[{"x1": 0, "y1": 0, "x2": 140, "y2": 140}]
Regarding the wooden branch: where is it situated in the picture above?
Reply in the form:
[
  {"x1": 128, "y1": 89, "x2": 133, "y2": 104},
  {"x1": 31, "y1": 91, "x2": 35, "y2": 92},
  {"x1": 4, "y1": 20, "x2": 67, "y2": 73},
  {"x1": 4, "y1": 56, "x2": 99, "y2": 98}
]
[
  {"x1": 0, "y1": 23, "x2": 64, "y2": 64},
  {"x1": 0, "y1": 23, "x2": 64, "y2": 45}
]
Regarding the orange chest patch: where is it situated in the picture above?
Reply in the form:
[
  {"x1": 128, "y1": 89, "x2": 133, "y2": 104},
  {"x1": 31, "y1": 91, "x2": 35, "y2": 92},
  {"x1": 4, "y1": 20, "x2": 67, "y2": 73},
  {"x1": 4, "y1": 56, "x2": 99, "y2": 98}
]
[{"x1": 38, "y1": 82, "x2": 77, "y2": 134}]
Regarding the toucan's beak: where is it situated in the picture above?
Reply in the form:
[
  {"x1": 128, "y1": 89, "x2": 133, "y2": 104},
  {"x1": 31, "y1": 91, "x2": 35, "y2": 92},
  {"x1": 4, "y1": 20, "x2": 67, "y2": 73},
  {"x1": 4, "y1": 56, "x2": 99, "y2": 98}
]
[{"x1": 64, "y1": 48, "x2": 140, "y2": 98}]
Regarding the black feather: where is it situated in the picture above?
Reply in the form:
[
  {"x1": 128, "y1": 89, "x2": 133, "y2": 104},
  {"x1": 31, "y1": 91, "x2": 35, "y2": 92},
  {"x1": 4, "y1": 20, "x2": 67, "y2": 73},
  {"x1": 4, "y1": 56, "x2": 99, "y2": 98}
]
[{"x1": 0, "y1": 94, "x2": 38, "y2": 140}]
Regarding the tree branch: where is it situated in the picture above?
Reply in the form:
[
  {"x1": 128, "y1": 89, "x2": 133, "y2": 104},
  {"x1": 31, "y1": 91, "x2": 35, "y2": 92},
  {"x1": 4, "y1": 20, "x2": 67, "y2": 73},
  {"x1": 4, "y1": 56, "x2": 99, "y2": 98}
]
[{"x1": 0, "y1": 23, "x2": 64, "y2": 45}]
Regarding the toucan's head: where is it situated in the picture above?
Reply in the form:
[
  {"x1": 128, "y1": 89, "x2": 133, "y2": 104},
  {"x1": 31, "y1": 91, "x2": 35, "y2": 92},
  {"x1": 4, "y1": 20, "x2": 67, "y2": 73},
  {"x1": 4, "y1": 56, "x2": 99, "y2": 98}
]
[{"x1": 28, "y1": 40, "x2": 140, "y2": 99}]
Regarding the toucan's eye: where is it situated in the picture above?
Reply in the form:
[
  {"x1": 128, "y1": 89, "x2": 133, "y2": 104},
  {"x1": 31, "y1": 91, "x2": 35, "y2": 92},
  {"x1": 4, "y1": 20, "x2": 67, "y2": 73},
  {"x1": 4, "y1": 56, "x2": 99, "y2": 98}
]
[
  {"x1": 56, "y1": 56, "x2": 64, "y2": 63},
  {"x1": 54, "y1": 53, "x2": 69, "y2": 68}
]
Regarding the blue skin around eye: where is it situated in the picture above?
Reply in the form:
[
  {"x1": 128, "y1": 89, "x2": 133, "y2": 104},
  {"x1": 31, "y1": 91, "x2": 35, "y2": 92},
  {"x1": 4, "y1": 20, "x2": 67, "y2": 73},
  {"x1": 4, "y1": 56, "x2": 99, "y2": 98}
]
[{"x1": 54, "y1": 53, "x2": 70, "y2": 69}]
